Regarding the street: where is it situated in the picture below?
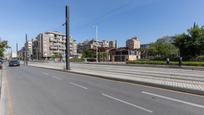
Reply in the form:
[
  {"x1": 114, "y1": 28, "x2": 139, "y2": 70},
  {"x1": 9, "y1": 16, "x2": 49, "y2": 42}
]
[
  {"x1": 3, "y1": 65, "x2": 204, "y2": 115},
  {"x1": 29, "y1": 62, "x2": 204, "y2": 95}
]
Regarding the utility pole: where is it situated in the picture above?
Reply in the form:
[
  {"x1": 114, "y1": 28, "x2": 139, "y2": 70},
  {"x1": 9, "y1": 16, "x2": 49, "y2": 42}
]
[
  {"x1": 16, "y1": 43, "x2": 18, "y2": 59},
  {"x1": 95, "y1": 26, "x2": 99, "y2": 63},
  {"x1": 65, "y1": 5, "x2": 70, "y2": 70},
  {"x1": 25, "y1": 34, "x2": 28, "y2": 66},
  {"x1": 10, "y1": 47, "x2": 12, "y2": 59}
]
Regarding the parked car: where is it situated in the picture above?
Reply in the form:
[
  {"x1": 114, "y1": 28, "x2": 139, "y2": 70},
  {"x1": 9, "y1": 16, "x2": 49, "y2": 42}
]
[{"x1": 9, "y1": 59, "x2": 20, "y2": 67}]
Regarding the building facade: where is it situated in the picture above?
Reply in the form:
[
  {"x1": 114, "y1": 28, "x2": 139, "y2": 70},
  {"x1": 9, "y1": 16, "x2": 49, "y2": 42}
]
[
  {"x1": 32, "y1": 31, "x2": 77, "y2": 60},
  {"x1": 77, "y1": 39, "x2": 117, "y2": 53},
  {"x1": 126, "y1": 37, "x2": 140, "y2": 49},
  {"x1": 96, "y1": 47, "x2": 141, "y2": 62}
]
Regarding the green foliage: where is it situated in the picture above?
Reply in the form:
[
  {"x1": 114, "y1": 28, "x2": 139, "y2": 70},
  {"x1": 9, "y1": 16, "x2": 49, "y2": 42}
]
[
  {"x1": 51, "y1": 53, "x2": 60, "y2": 60},
  {"x1": 69, "y1": 58, "x2": 84, "y2": 62},
  {"x1": 182, "y1": 61, "x2": 204, "y2": 66},
  {"x1": 82, "y1": 49, "x2": 96, "y2": 58},
  {"x1": 127, "y1": 60, "x2": 204, "y2": 66},
  {"x1": 98, "y1": 52, "x2": 108, "y2": 62},
  {"x1": 127, "y1": 60, "x2": 167, "y2": 65},
  {"x1": 147, "y1": 40, "x2": 178, "y2": 59},
  {"x1": 175, "y1": 23, "x2": 204, "y2": 60},
  {"x1": 195, "y1": 55, "x2": 204, "y2": 61},
  {"x1": 0, "y1": 40, "x2": 9, "y2": 57}
]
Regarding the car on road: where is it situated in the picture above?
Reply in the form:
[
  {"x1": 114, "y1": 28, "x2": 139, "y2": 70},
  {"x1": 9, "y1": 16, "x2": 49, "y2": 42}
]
[{"x1": 9, "y1": 59, "x2": 20, "y2": 67}]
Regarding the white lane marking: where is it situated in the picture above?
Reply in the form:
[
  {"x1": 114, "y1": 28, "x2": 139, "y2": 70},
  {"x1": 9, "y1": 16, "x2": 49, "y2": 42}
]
[
  {"x1": 42, "y1": 72, "x2": 48, "y2": 75},
  {"x1": 69, "y1": 82, "x2": 88, "y2": 90},
  {"x1": 142, "y1": 91, "x2": 204, "y2": 109},
  {"x1": 102, "y1": 93, "x2": 153, "y2": 113},
  {"x1": 52, "y1": 76, "x2": 62, "y2": 80}
]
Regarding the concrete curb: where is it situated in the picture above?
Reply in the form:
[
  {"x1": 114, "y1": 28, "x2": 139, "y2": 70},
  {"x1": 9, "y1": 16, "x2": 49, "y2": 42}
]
[
  {"x1": 29, "y1": 65, "x2": 204, "y2": 96},
  {"x1": 0, "y1": 69, "x2": 6, "y2": 115}
]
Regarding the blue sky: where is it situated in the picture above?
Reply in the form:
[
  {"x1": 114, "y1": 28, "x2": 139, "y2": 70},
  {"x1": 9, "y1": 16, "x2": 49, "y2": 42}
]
[{"x1": 1, "y1": 0, "x2": 204, "y2": 51}]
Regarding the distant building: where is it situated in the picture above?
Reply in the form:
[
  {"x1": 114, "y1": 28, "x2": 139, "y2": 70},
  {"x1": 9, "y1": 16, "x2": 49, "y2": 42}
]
[
  {"x1": 18, "y1": 47, "x2": 25, "y2": 60},
  {"x1": 28, "y1": 41, "x2": 32, "y2": 60},
  {"x1": 77, "y1": 39, "x2": 97, "y2": 53},
  {"x1": 126, "y1": 37, "x2": 140, "y2": 49},
  {"x1": 32, "y1": 39, "x2": 39, "y2": 60},
  {"x1": 96, "y1": 47, "x2": 141, "y2": 62},
  {"x1": 77, "y1": 39, "x2": 117, "y2": 53},
  {"x1": 31, "y1": 31, "x2": 77, "y2": 60},
  {"x1": 141, "y1": 44, "x2": 150, "y2": 49},
  {"x1": 109, "y1": 40, "x2": 117, "y2": 48},
  {"x1": 109, "y1": 47, "x2": 141, "y2": 62},
  {"x1": 157, "y1": 36, "x2": 176, "y2": 43}
]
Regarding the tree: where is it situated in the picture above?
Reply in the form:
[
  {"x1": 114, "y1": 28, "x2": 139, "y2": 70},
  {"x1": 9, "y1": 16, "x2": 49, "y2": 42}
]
[
  {"x1": 175, "y1": 23, "x2": 204, "y2": 60},
  {"x1": 51, "y1": 53, "x2": 59, "y2": 60},
  {"x1": 98, "y1": 52, "x2": 108, "y2": 62},
  {"x1": 148, "y1": 40, "x2": 178, "y2": 60},
  {"x1": 82, "y1": 49, "x2": 96, "y2": 58},
  {"x1": 0, "y1": 40, "x2": 9, "y2": 58}
]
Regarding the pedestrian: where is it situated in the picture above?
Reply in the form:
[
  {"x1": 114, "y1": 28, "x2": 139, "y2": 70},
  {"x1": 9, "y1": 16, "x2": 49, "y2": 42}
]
[
  {"x1": 179, "y1": 57, "x2": 182, "y2": 67},
  {"x1": 166, "y1": 58, "x2": 170, "y2": 65}
]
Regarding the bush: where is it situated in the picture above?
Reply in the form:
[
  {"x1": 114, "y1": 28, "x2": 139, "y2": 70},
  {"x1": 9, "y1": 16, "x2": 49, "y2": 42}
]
[
  {"x1": 195, "y1": 55, "x2": 204, "y2": 61},
  {"x1": 127, "y1": 60, "x2": 204, "y2": 66},
  {"x1": 69, "y1": 58, "x2": 84, "y2": 62},
  {"x1": 127, "y1": 60, "x2": 166, "y2": 65},
  {"x1": 182, "y1": 61, "x2": 204, "y2": 66}
]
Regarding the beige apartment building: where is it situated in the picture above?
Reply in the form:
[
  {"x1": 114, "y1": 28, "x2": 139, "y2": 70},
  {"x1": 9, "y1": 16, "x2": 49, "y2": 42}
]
[
  {"x1": 32, "y1": 31, "x2": 77, "y2": 60},
  {"x1": 77, "y1": 39, "x2": 117, "y2": 53},
  {"x1": 126, "y1": 37, "x2": 140, "y2": 49}
]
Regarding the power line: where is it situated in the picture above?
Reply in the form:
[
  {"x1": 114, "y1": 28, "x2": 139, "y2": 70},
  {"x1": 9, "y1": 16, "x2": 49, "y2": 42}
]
[{"x1": 73, "y1": 0, "x2": 134, "y2": 31}]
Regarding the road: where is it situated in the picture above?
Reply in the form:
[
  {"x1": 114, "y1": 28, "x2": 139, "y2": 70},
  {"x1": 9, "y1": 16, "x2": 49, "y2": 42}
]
[{"x1": 3, "y1": 65, "x2": 204, "y2": 115}]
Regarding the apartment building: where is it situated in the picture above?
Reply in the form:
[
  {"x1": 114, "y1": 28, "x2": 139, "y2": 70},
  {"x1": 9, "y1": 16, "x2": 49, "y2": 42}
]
[
  {"x1": 126, "y1": 37, "x2": 140, "y2": 49},
  {"x1": 77, "y1": 39, "x2": 117, "y2": 53},
  {"x1": 32, "y1": 31, "x2": 77, "y2": 60},
  {"x1": 27, "y1": 41, "x2": 32, "y2": 59},
  {"x1": 109, "y1": 40, "x2": 117, "y2": 48}
]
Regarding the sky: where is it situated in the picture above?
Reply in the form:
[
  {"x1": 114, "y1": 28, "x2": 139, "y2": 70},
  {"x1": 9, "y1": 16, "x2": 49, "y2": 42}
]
[{"x1": 0, "y1": 0, "x2": 204, "y2": 51}]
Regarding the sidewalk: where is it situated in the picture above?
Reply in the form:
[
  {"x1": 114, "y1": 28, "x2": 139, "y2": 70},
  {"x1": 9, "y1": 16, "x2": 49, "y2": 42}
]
[
  {"x1": 86, "y1": 62, "x2": 204, "y2": 71},
  {"x1": 28, "y1": 62, "x2": 204, "y2": 96}
]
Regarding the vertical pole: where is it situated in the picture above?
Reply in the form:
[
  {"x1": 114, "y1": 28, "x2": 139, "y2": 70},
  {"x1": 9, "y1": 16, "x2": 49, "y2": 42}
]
[
  {"x1": 10, "y1": 47, "x2": 12, "y2": 59},
  {"x1": 25, "y1": 34, "x2": 28, "y2": 66},
  {"x1": 65, "y1": 5, "x2": 70, "y2": 70},
  {"x1": 95, "y1": 26, "x2": 98, "y2": 63},
  {"x1": 16, "y1": 43, "x2": 18, "y2": 59},
  {"x1": 37, "y1": 47, "x2": 38, "y2": 61}
]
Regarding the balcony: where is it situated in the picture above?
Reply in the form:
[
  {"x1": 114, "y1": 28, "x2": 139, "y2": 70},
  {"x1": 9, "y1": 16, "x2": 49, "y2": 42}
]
[
  {"x1": 50, "y1": 46, "x2": 58, "y2": 50},
  {"x1": 49, "y1": 38, "x2": 57, "y2": 42}
]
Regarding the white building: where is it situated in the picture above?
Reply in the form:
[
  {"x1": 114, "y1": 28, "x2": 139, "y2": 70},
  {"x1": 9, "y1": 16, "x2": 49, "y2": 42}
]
[{"x1": 32, "y1": 31, "x2": 77, "y2": 60}]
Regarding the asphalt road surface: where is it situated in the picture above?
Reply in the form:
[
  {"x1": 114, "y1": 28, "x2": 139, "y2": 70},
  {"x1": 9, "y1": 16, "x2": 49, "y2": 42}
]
[{"x1": 4, "y1": 65, "x2": 204, "y2": 115}]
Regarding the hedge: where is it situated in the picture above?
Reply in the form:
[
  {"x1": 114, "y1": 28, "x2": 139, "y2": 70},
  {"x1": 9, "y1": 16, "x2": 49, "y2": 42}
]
[
  {"x1": 69, "y1": 58, "x2": 84, "y2": 62},
  {"x1": 127, "y1": 60, "x2": 204, "y2": 66},
  {"x1": 196, "y1": 55, "x2": 204, "y2": 61}
]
